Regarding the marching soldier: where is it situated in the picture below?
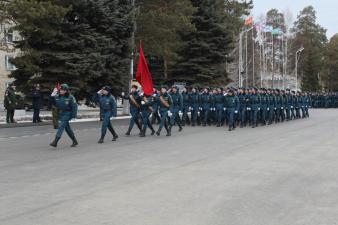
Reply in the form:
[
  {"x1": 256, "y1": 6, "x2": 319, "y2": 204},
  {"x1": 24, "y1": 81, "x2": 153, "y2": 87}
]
[
  {"x1": 290, "y1": 91, "x2": 296, "y2": 120},
  {"x1": 225, "y1": 89, "x2": 239, "y2": 131},
  {"x1": 190, "y1": 88, "x2": 200, "y2": 126},
  {"x1": 304, "y1": 92, "x2": 310, "y2": 117},
  {"x1": 250, "y1": 87, "x2": 260, "y2": 128},
  {"x1": 156, "y1": 86, "x2": 172, "y2": 136},
  {"x1": 214, "y1": 88, "x2": 225, "y2": 127},
  {"x1": 274, "y1": 89, "x2": 282, "y2": 123},
  {"x1": 139, "y1": 92, "x2": 156, "y2": 137},
  {"x1": 49, "y1": 84, "x2": 78, "y2": 148},
  {"x1": 200, "y1": 88, "x2": 211, "y2": 126},
  {"x1": 267, "y1": 89, "x2": 275, "y2": 125},
  {"x1": 169, "y1": 86, "x2": 183, "y2": 132},
  {"x1": 151, "y1": 87, "x2": 161, "y2": 125},
  {"x1": 181, "y1": 87, "x2": 191, "y2": 126},
  {"x1": 285, "y1": 89, "x2": 292, "y2": 121},
  {"x1": 260, "y1": 88, "x2": 268, "y2": 125},
  {"x1": 122, "y1": 85, "x2": 142, "y2": 136},
  {"x1": 295, "y1": 92, "x2": 301, "y2": 119},
  {"x1": 237, "y1": 88, "x2": 246, "y2": 128},
  {"x1": 96, "y1": 86, "x2": 118, "y2": 144}
]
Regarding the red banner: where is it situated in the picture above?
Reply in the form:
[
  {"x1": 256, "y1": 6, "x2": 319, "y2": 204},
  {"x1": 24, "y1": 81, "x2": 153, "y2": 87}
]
[{"x1": 136, "y1": 45, "x2": 154, "y2": 96}]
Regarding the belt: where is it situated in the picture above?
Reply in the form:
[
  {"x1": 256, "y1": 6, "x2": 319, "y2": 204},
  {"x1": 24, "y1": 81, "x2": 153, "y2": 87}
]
[{"x1": 59, "y1": 109, "x2": 71, "y2": 113}]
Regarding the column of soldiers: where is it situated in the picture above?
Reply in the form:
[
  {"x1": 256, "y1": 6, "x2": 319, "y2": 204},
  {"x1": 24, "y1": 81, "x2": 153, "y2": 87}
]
[
  {"x1": 122, "y1": 85, "x2": 311, "y2": 134},
  {"x1": 48, "y1": 83, "x2": 312, "y2": 148},
  {"x1": 309, "y1": 92, "x2": 338, "y2": 108}
]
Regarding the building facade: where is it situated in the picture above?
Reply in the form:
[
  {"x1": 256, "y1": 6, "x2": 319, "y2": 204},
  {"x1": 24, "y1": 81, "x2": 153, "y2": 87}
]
[{"x1": 0, "y1": 22, "x2": 20, "y2": 109}]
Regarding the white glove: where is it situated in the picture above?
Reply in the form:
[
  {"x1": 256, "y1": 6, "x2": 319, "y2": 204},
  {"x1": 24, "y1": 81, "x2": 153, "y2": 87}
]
[
  {"x1": 179, "y1": 110, "x2": 182, "y2": 114},
  {"x1": 223, "y1": 108, "x2": 226, "y2": 111},
  {"x1": 235, "y1": 111, "x2": 238, "y2": 113},
  {"x1": 258, "y1": 108, "x2": 261, "y2": 110},
  {"x1": 281, "y1": 107, "x2": 284, "y2": 109},
  {"x1": 121, "y1": 92, "x2": 125, "y2": 96},
  {"x1": 51, "y1": 88, "x2": 58, "y2": 96},
  {"x1": 152, "y1": 94, "x2": 156, "y2": 97},
  {"x1": 168, "y1": 111, "x2": 172, "y2": 117},
  {"x1": 141, "y1": 101, "x2": 145, "y2": 105},
  {"x1": 274, "y1": 108, "x2": 277, "y2": 110},
  {"x1": 139, "y1": 92, "x2": 144, "y2": 97},
  {"x1": 267, "y1": 108, "x2": 270, "y2": 110},
  {"x1": 189, "y1": 107, "x2": 192, "y2": 111},
  {"x1": 291, "y1": 106, "x2": 293, "y2": 108}
]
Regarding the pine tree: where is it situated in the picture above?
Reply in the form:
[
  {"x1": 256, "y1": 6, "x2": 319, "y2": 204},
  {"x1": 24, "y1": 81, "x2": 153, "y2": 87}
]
[
  {"x1": 173, "y1": 0, "x2": 251, "y2": 86},
  {"x1": 136, "y1": 0, "x2": 196, "y2": 82},
  {"x1": 7, "y1": 0, "x2": 132, "y2": 99},
  {"x1": 322, "y1": 34, "x2": 338, "y2": 91},
  {"x1": 291, "y1": 6, "x2": 327, "y2": 91}
]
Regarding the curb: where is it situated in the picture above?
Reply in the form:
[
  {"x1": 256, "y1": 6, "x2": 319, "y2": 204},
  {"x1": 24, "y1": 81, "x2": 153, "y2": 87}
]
[{"x1": 0, "y1": 115, "x2": 131, "y2": 129}]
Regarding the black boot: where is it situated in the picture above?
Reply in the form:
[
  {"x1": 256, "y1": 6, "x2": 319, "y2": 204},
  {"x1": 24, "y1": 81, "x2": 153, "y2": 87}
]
[
  {"x1": 112, "y1": 135, "x2": 118, "y2": 141},
  {"x1": 179, "y1": 126, "x2": 183, "y2": 132},
  {"x1": 125, "y1": 128, "x2": 131, "y2": 136},
  {"x1": 139, "y1": 129, "x2": 146, "y2": 137},
  {"x1": 166, "y1": 130, "x2": 171, "y2": 136},
  {"x1": 70, "y1": 137, "x2": 79, "y2": 147},
  {"x1": 98, "y1": 137, "x2": 104, "y2": 144},
  {"x1": 50, "y1": 137, "x2": 60, "y2": 148},
  {"x1": 151, "y1": 128, "x2": 155, "y2": 136},
  {"x1": 156, "y1": 128, "x2": 161, "y2": 136}
]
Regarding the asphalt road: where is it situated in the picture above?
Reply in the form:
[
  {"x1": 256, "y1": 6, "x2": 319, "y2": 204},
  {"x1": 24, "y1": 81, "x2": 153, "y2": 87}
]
[{"x1": 1, "y1": 109, "x2": 338, "y2": 225}]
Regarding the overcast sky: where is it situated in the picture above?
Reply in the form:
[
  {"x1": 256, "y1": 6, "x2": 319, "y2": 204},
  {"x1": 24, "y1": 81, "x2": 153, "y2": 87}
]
[{"x1": 252, "y1": 0, "x2": 337, "y2": 39}]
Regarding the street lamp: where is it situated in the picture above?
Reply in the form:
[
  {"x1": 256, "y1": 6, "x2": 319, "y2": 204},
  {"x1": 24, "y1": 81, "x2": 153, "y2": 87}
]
[
  {"x1": 295, "y1": 47, "x2": 304, "y2": 91},
  {"x1": 238, "y1": 26, "x2": 253, "y2": 88}
]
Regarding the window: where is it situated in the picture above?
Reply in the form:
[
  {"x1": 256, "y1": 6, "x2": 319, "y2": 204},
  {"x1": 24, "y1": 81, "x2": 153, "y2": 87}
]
[
  {"x1": 5, "y1": 55, "x2": 16, "y2": 71},
  {"x1": 5, "y1": 29, "x2": 14, "y2": 43}
]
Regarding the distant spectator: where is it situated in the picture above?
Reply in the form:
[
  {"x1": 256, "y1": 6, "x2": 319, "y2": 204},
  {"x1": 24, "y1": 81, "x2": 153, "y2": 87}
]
[
  {"x1": 32, "y1": 84, "x2": 42, "y2": 123},
  {"x1": 4, "y1": 83, "x2": 17, "y2": 123}
]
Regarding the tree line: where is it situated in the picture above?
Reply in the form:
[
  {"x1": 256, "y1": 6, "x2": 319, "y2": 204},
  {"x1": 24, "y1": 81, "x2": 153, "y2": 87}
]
[{"x1": 1, "y1": 0, "x2": 338, "y2": 101}]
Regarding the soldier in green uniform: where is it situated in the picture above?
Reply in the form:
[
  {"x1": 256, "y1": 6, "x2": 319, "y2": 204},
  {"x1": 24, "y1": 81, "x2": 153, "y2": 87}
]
[{"x1": 4, "y1": 83, "x2": 17, "y2": 123}]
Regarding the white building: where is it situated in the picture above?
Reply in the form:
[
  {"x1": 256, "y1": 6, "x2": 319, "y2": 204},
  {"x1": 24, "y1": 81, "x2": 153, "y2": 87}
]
[{"x1": 0, "y1": 22, "x2": 20, "y2": 109}]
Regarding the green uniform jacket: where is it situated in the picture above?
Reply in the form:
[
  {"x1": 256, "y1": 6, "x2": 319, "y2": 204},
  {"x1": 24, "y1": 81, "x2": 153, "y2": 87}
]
[{"x1": 4, "y1": 89, "x2": 17, "y2": 110}]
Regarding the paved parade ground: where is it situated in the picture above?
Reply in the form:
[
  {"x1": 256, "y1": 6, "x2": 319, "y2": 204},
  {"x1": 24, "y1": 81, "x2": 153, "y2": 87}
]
[{"x1": 1, "y1": 109, "x2": 338, "y2": 225}]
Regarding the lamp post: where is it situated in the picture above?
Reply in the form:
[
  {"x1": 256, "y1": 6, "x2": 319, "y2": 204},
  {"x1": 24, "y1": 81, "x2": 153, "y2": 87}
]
[
  {"x1": 124, "y1": 0, "x2": 136, "y2": 115},
  {"x1": 295, "y1": 47, "x2": 304, "y2": 91},
  {"x1": 238, "y1": 26, "x2": 254, "y2": 88}
]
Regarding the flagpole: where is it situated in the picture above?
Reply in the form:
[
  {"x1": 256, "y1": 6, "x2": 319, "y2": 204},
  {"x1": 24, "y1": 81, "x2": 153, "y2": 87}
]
[
  {"x1": 252, "y1": 28, "x2": 255, "y2": 87},
  {"x1": 271, "y1": 32, "x2": 274, "y2": 89},
  {"x1": 239, "y1": 31, "x2": 242, "y2": 88},
  {"x1": 245, "y1": 30, "x2": 248, "y2": 88}
]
